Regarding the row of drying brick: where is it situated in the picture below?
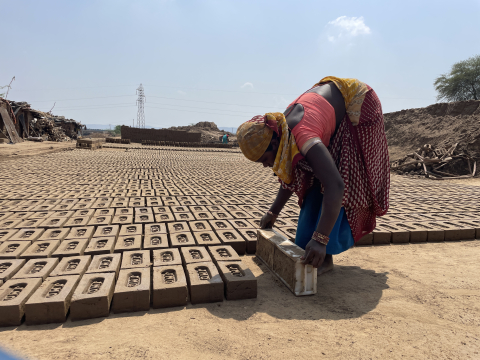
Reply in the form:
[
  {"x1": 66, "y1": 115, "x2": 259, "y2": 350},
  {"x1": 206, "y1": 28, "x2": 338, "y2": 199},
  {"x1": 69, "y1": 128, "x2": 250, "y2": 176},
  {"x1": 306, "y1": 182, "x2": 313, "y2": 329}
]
[
  {"x1": 358, "y1": 219, "x2": 480, "y2": 245},
  {"x1": 0, "y1": 245, "x2": 256, "y2": 326}
]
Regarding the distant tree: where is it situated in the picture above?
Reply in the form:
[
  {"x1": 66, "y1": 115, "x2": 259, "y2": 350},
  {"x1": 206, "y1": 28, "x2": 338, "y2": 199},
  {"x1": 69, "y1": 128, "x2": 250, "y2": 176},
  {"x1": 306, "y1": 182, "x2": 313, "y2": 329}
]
[
  {"x1": 113, "y1": 125, "x2": 122, "y2": 135},
  {"x1": 434, "y1": 55, "x2": 480, "y2": 101}
]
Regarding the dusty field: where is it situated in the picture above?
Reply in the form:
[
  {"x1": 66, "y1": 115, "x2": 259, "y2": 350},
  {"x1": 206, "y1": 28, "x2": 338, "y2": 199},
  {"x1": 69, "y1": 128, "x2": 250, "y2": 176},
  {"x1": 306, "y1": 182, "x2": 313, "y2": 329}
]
[
  {"x1": 0, "y1": 145, "x2": 479, "y2": 359},
  {"x1": 0, "y1": 141, "x2": 76, "y2": 161}
]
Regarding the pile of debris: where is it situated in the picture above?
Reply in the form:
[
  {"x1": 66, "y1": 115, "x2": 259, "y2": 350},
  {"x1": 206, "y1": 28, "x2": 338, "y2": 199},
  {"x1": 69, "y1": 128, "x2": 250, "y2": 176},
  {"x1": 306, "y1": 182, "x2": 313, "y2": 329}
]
[
  {"x1": 0, "y1": 98, "x2": 84, "y2": 143},
  {"x1": 390, "y1": 143, "x2": 477, "y2": 180}
]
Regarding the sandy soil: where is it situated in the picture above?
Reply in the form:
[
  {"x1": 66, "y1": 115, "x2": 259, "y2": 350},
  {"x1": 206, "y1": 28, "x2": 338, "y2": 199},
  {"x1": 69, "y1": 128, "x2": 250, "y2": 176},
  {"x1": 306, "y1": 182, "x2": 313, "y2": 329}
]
[
  {"x1": 0, "y1": 141, "x2": 76, "y2": 161},
  {"x1": 0, "y1": 241, "x2": 478, "y2": 360}
]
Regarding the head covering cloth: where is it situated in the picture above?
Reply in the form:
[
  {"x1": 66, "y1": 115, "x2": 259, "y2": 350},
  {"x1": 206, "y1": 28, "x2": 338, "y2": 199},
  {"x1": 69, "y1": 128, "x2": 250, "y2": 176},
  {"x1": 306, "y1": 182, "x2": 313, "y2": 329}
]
[{"x1": 237, "y1": 113, "x2": 301, "y2": 185}]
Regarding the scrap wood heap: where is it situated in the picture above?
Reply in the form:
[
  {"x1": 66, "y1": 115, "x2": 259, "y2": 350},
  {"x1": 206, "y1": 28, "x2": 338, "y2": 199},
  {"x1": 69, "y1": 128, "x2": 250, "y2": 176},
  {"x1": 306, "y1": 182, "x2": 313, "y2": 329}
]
[{"x1": 390, "y1": 143, "x2": 477, "y2": 180}]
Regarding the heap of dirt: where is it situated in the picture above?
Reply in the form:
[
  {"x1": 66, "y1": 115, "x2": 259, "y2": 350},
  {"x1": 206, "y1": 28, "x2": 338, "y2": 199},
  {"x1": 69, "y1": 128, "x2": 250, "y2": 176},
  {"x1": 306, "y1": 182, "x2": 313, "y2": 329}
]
[
  {"x1": 385, "y1": 100, "x2": 480, "y2": 161},
  {"x1": 168, "y1": 121, "x2": 237, "y2": 144}
]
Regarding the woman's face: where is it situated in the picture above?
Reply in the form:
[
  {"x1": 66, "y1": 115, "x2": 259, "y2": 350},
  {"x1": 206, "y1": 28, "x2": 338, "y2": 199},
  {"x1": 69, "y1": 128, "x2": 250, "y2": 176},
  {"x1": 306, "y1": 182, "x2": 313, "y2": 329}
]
[{"x1": 256, "y1": 137, "x2": 279, "y2": 168}]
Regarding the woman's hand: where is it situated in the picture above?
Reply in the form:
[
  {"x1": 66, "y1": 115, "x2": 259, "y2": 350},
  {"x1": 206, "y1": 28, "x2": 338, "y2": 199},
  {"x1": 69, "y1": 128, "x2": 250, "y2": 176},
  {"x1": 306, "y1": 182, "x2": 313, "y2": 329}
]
[
  {"x1": 301, "y1": 240, "x2": 326, "y2": 268},
  {"x1": 260, "y1": 212, "x2": 277, "y2": 229}
]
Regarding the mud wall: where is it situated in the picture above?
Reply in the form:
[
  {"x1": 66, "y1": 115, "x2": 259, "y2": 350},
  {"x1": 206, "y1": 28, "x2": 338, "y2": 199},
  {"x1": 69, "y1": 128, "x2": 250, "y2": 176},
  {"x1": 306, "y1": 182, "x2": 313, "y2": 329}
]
[
  {"x1": 121, "y1": 126, "x2": 202, "y2": 143},
  {"x1": 384, "y1": 100, "x2": 480, "y2": 159}
]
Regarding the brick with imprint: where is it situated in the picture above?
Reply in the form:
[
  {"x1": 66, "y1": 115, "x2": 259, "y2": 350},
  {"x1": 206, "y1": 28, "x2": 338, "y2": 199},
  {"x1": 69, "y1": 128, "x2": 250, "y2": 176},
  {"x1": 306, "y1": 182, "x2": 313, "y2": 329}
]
[
  {"x1": 70, "y1": 272, "x2": 116, "y2": 321},
  {"x1": 93, "y1": 225, "x2": 120, "y2": 239},
  {"x1": 38, "y1": 228, "x2": 70, "y2": 242},
  {"x1": 24, "y1": 274, "x2": 81, "y2": 325},
  {"x1": 121, "y1": 250, "x2": 150, "y2": 269},
  {"x1": 0, "y1": 278, "x2": 42, "y2": 326},
  {"x1": 208, "y1": 245, "x2": 241, "y2": 265},
  {"x1": 216, "y1": 260, "x2": 257, "y2": 300},
  {"x1": 170, "y1": 232, "x2": 196, "y2": 247},
  {"x1": 20, "y1": 240, "x2": 60, "y2": 259},
  {"x1": 237, "y1": 229, "x2": 257, "y2": 253},
  {"x1": 0, "y1": 259, "x2": 26, "y2": 283},
  {"x1": 9, "y1": 228, "x2": 45, "y2": 242},
  {"x1": 152, "y1": 265, "x2": 188, "y2": 308},
  {"x1": 65, "y1": 226, "x2": 95, "y2": 241},
  {"x1": 0, "y1": 241, "x2": 31, "y2": 259},
  {"x1": 181, "y1": 246, "x2": 212, "y2": 264},
  {"x1": 153, "y1": 248, "x2": 182, "y2": 267},
  {"x1": 87, "y1": 253, "x2": 121, "y2": 279},
  {"x1": 114, "y1": 235, "x2": 142, "y2": 252},
  {"x1": 216, "y1": 229, "x2": 246, "y2": 255},
  {"x1": 13, "y1": 258, "x2": 59, "y2": 280},
  {"x1": 50, "y1": 255, "x2": 92, "y2": 277},
  {"x1": 52, "y1": 239, "x2": 89, "y2": 257},
  {"x1": 112, "y1": 268, "x2": 150, "y2": 313},
  {"x1": 185, "y1": 261, "x2": 223, "y2": 304},
  {"x1": 193, "y1": 231, "x2": 222, "y2": 246}
]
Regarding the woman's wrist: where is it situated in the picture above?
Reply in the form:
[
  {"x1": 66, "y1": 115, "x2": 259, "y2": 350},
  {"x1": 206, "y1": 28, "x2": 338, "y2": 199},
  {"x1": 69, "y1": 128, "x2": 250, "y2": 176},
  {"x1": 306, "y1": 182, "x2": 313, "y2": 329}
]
[
  {"x1": 267, "y1": 210, "x2": 278, "y2": 219},
  {"x1": 312, "y1": 231, "x2": 329, "y2": 246}
]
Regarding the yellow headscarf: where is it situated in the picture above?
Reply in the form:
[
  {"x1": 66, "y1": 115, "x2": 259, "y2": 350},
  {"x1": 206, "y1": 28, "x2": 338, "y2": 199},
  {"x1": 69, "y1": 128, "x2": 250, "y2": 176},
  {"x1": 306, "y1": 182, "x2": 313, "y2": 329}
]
[{"x1": 237, "y1": 113, "x2": 301, "y2": 184}]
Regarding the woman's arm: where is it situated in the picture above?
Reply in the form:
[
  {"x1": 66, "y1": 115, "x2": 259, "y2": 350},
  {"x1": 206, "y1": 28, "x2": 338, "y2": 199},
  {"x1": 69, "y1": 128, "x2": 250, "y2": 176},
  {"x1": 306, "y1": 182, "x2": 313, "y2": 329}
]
[
  {"x1": 302, "y1": 142, "x2": 344, "y2": 267},
  {"x1": 260, "y1": 185, "x2": 293, "y2": 228}
]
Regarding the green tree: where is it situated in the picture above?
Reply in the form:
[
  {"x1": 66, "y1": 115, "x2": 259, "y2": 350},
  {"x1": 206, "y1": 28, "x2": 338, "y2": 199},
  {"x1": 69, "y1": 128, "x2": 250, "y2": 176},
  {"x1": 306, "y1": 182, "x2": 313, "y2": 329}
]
[
  {"x1": 434, "y1": 55, "x2": 480, "y2": 101},
  {"x1": 113, "y1": 125, "x2": 122, "y2": 135}
]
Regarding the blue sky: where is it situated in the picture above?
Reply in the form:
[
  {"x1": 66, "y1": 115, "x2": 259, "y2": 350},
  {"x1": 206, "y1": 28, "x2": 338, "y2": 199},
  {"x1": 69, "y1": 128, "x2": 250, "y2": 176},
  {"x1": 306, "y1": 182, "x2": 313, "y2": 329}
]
[{"x1": 1, "y1": 0, "x2": 479, "y2": 129}]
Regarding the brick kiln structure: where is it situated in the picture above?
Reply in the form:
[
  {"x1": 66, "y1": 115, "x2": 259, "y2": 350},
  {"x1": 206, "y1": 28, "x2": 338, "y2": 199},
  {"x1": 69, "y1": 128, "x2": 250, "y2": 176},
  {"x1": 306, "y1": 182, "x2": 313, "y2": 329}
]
[{"x1": 121, "y1": 126, "x2": 201, "y2": 144}]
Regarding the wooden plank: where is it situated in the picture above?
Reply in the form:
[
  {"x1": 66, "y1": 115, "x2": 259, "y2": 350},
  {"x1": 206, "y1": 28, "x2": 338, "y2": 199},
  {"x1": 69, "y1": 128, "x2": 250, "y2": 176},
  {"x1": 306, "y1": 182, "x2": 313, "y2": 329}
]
[{"x1": 0, "y1": 107, "x2": 22, "y2": 143}]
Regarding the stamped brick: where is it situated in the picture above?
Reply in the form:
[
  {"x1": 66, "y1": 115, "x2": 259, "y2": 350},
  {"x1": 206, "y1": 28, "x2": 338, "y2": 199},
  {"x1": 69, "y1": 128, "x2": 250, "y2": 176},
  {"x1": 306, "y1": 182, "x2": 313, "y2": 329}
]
[
  {"x1": 216, "y1": 261, "x2": 256, "y2": 300},
  {"x1": 0, "y1": 241, "x2": 31, "y2": 259},
  {"x1": 65, "y1": 226, "x2": 95, "y2": 241},
  {"x1": 208, "y1": 245, "x2": 241, "y2": 265},
  {"x1": 87, "y1": 215, "x2": 112, "y2": 226},
  {"x1": 85, "y1": 236, "x2": 116, "y2": 255},
  {"x1": 50, "y1": 255, "x2": 92, "y2": 277},
  {"x1": 70, "y1": 272, "x2": 116, "y2": 321},
  {"x1": 111, "y1": 214, "x2": 133, "y2": 225},
  {"x1": 64, "y1": 216, "x2": 91, "y2": 227},
  {"x1": 121, "y1": 250, "x2": 150, "y2": 269},
  {"x1": 143, "y1": 234, "x2": 169, "y2": 251},
  {"x1": 94, "y1": 208, "x2": 115, "y2": 216},
  {"x1": 0, "y1": 219, "x2": 22, "y2": 230},
  {"x1": 152, "y1": 265, "x2": 188, "y2": 308},
  {"x1": 87, "y1": 253, "x2": 121, "y2": 278},
  {"x1": 13, "y1": 258, "x2": 59, "y2": 280},
  {"x1": 216, "y1": 229, "x2": 246, "y2": 255},
  {"x1": 189, "y1": 221, "x2": 212, "y2": 232},
  {"x1": 0, "y1": 278, "x2": 42, "y2": 326},
  {"x1": 20, "y1": 240, "x2": 61, "y2": 259},
  {"x1": 193, "y1": 212, "x2": 215, "y2": 221},
  {"x1": 25, "y1": 274, "x2": 81, "y2": 325},
  {"x1": 114, "y1": 235, "x2": 142, "y2": 252},
  {"x1": 209, "y1": 220, "x2": 234, "y2": 232},
  {"x1": 193, "y1": 231, "x2": 222, "y2": 246},
  {"x1": 168, "y1": 222, "x2": 189, "y2": 234},
  {"x1": 170, "y1": 232, "x2": 196, "y2": 247},
  {"x1": 154, "y1": 213, "x2": 175, "y2": 223},
  {"x1": 0, "y1": 259, "x2": 26, "y2": 283},
  {"x1": 112, "y1": 268, "x2": 150, "y2": 313},
  {"x1": 93, "y1": 225, "x2": 120, "y2": 239},
  {"x1": 52, "y1": 239, "x2": 89, "y2": 257},
  {"x1": 185, "y1": 261, "x2": 223, "y2": 304},
  {"x1": 237, "y1": 229, "x2": 257, "y2": 253},
  {"x1": 38, "y1": 228, "x2": 70, "y2": 242},
  {"x1": 73, "y1": 209, "x2": 95, "y2": 217},
  {"x1": 15, "y1": 218, "x2": 43, "y2": 229},
  {"x1": 0, "y1": 229, "x2": 19, "y2": 242},
  {"x1": 180, "y1": 246, "x2": 212, "y2": 264},
  {"x1": 144, "y1": 223, "x2": 167, "y2": 235},
  {"x1": 119, "y1": 224, "x2": 143, "y2": 237},
  {"x1": 38, "y1": 217, "x2": 69, "y2": 229},
  {"x1": 372, "y1": 225, "x2": 392, "y2": 245},
  {"x1": 115, "y1": 207, "x2": 134, "y2": 216},
  {"x1": 9, "y1": 228, "x2": 45, "y2": 242},
  {"x1": 153, "y1": 248, "x2": 182, "y2": 267}
]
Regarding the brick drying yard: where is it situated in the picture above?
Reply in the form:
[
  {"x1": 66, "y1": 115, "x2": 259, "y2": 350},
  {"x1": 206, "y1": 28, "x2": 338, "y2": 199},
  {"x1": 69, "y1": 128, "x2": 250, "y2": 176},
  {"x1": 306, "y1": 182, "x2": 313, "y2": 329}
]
[{"x1": 0, "y1": 144, "x2": 479, "y2": 359}]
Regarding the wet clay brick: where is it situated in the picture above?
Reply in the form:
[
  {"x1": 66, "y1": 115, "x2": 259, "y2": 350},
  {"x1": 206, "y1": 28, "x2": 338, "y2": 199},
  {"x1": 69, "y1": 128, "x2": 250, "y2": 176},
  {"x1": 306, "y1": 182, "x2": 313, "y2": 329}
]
[
  {"x1": 50, "y1": 255, "x2": 92, "y2": 277},
  {"x1": 372, "y1": 225, "x2": 392, "y2": 245},
  {"x1": 115, "y1": 207, "x2": 134, "y2": 216},
  {"x1": 145, "y1": 223, "x2": 167, "y2": 235},
  {"x1": 152, "y1": 206, "x2": 172, "y2": 214},
  {"x1": 168, "y1": 222, "x2": 189, "y2": 234},
  {"x1": 180, "y1": 246, "x2": 212, "y2": 264},
  {"x1": 194, "y1": 231, "x2": 222, "y2": 246},
  {"x1": 112, "y1": 214, "x2": 134, "y2": 225},
  {"x1": 87, "y1": 215, "x2": 112, "y2": 226},
  {"x1": 114, "y1": 235, "x2": 142, "y2": 252},
  {"x1": 237, "y1": 229, "x2": 257, "y2": 253},
  {"x1": 9, "y1": 228, "x2": 45, "y2": 242},
  {"x1": 119, "y1": 224, "x2": 143, "y2": 237},
  {"x1": 52, "y1": 239, "x2": 89, "y2": 257},
  {"x1": 0, "y1": 278, "x2": 42, "y2": 326},
  {"x1": 13, "y1": 258, "x2": 59, "y2": 280},
  {"x1": 73, "y1": 209, "x2": 95, "y2": 217},
  {"x1": 216, "y1": 261, "x2": 257, "y2": 300},
  {"x1": 112, "y1": 268, "x2": 150, "y2": 313},
  {"x1": 87, "y1": 253, "x2": 121, "y2": 279},
  {"x1": 0, "y1": 219, "x2": 22, "y2": 230},
  {"x1": 185, "y1": 261, "x2": 223, "y2": 304},
  {"x1": 216, "y1": 229, "x2": 246, "y2": 255},
  {"x1": 64, "y1": 216, "x2": 91, "y2": 227},
  {"x1": 209, "y1": 220, "x2": 234, "y2": 232},
  {"x1": 170, "y1": 232, "x2": 196, "y2": 247},
  {"x1": 443, "y1": 220, "x2": 476, "y2": 240},
  {"x1": 85, "y1": 236, "x2": 116, "y2": 255},
  {"x1": 38, "y1": 228, "x2": 70, "y2": 242},
  {"x1": 155, "y1": 213, "x2": 175, "y2": 223},
  {"x1": 121, "y1": 250, "x2": 151, "y2": 269},
  {"x1": 212, "y1": 212, "x2": 234, "y2": 220},
  {"x1": 256, "y1": 229, "x2": 316, "y2": 296},
  {"x1": 25, "y1": 274, "x2": 81, "y2": 325},
  {"x1": 93, "y1": 225, "x2": 120, "y2": 239},
  {"x1": 0, "y1": 241, "x2": 31, "y2": 259},
  {"x1": 134, "y1": 214, "x2": 155, "y2": 224},
  {"x1": 0, "y1": 259, "x2": 26, "y2": 283},
  {"x1": 228, "y1": 219, "x2": 251, "y2": 230},
  {"x1": 143, "y1": 234, "x2": 169, "y2": 251},
  {"x1": 15, "y1": 219, "x2": 43, "y2": 229},
  {"x1": 94, "y1": 208, "x2": 115, "y2": 216},
  {"x1": 70, "y1": 272, "x2": 116, "y2": 321},
  {"x1": 208, "y1": 245, "x2": 241, "y2": 265},
  {"x1": 189, "y1": 221, "x2": 212, "y2": 232},
  {"x1": 0, "y1": 229, "x2": 19, "y2": 242},
  {"x1": 356, "y1": 233, "x2": 373, "y2": 246},
  {"x1": 153, "y1": 248, "x2": 182, "y2": 267},
  {"x1": 193, "y1": 212, "x2": 215, "y2": 221},
  {"x1": 38, "y1": 217, "x2": 69, "y2": 229},
  {"x1": 65, "y1": 226, "x2": 95, "y2": 241},
  {"x1": 152, "y1": 265, "x2": 188, "y2": 308},
  {"x1": 20, "y1": 240, "x2": 60, "y2": 259}
]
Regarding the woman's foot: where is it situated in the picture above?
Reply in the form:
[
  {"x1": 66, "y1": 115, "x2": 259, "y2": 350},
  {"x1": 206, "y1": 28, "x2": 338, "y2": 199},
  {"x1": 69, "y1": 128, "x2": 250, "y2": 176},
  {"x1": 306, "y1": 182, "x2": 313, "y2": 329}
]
[{"x1": 317, "y1": 254, "x2": 334, "y2": 275}]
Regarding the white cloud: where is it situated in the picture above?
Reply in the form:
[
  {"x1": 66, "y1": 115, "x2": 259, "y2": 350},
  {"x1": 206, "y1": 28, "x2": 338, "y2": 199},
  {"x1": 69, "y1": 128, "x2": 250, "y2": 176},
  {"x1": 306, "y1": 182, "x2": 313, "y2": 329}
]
[
  {"x1": 177, "y1": 90, "x2": 186, "y2": 95},
  {"x1": 326, "y1": 16, "x2": 371, "y2": 43},
  {"x1": 241, "y1": 82, "x2": 254, "y2": 89}
]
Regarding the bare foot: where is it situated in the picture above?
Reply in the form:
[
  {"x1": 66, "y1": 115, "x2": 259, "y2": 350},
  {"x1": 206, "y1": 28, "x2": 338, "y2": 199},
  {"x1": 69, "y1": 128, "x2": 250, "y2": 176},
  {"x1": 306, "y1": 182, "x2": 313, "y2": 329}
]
[{"x1": 317, "y1": 254, "x2": 334, "y2": 275}]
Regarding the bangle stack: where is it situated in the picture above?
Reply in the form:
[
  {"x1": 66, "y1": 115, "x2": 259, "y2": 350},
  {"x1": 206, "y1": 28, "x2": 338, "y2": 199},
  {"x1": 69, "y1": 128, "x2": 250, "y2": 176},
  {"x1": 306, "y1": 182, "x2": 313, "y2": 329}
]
[
  {"x1": 267, "y1": 211, "x2": 278, "y2": 219},
  {"x1": 312, "y1": 231, "x2": 329, "y2": 246}
]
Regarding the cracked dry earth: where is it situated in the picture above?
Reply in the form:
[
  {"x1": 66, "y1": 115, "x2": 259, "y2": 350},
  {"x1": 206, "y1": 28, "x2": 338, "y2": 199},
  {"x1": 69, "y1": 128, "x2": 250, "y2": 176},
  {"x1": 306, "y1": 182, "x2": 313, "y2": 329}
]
[{"x1": 0, "y1": 145, "x2": 479, "y2": 360}]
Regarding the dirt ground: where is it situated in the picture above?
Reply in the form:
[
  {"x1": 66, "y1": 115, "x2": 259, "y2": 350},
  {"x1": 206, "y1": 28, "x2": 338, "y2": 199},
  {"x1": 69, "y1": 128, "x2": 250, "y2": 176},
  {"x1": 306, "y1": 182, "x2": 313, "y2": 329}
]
[
  {"x1": 0, "y1": 141, "x2": 76, "y2": 161},
  {"x1": 0, "y1": 241, "x2": 478, "y2": 360}
]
